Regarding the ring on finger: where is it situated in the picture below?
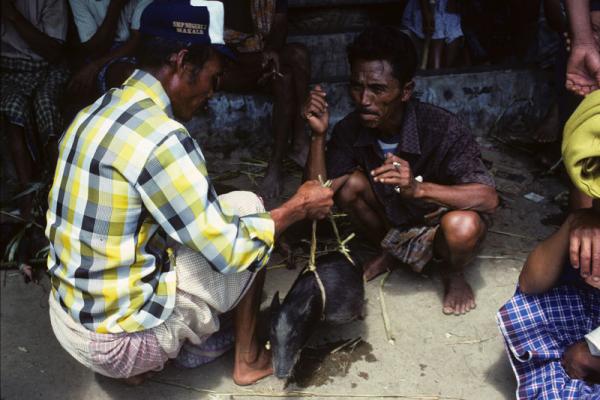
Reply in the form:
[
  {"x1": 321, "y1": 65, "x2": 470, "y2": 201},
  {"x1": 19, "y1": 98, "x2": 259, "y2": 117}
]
[
  {"x1": 394, "y1": 185, "x2": 402, "y2": 194},
  {"x1": 393, "y1": 161, "x2": 401, "y2": 171}
]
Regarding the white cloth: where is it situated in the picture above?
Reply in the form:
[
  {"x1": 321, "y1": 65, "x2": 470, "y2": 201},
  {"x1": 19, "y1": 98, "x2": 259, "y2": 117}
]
[
  {"x1": 0, "y1": 0, "x2": 68, "y2": 61},
  {"x1": 49, "y1": 190, "x2": 265, "y2": 377},
  {"x1": 585, "y1": 326, "x2": 600, "y2": 356},
  {"x1": 401, "y1": 0, "x2": 463, "y2": 43},
  {"x1": 69, "y1": 0, "x2": 153, "y2": 44}
]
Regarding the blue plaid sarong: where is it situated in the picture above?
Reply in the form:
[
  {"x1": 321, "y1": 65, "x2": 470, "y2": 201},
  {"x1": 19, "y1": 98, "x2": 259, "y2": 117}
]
[{"x1": 497, "y1": 282, "x2": 600, "y2": 400}]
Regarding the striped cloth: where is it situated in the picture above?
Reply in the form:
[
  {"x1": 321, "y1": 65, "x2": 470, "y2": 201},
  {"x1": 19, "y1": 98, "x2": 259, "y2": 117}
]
[
  {"x1": 0, "y1": 57, "x2": 69, "y2": 152},
  {"x1": 380, "y1": 225, "x2": 439, "y2": 273},
  {"x1": 46, "y1": 69, "x2": 274, "y2": 334},
  {"x1": 497, "y1": 284, "x2": 600, "y2": 399}
]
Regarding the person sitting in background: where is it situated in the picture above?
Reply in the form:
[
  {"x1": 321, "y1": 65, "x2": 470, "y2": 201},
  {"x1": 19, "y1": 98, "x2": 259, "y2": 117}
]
[
  {"x1": 66, "y1": 0, "x2": 152, "y2": 113},
  {"x1": 497, "y1": 90, "x2": 600, "y2": 399},
  {"x1": 401, "y1": 0, "x2": 464, "y2": 69},
  {"x1": 1, "y1": 0, "x2": 70, "y2": 221},
  {"x1": 304, "y1": 26, "x2": 498, "y2": 315},
  {"x1": 220, "y1": 0, "x2": 311, "y2": 198}
]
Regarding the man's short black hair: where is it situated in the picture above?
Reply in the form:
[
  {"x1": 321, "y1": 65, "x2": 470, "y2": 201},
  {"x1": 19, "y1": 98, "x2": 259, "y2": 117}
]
[
  {"x1": 347, "y1": 26, "x2": 418, "y2": 84},
  {"x1": 136, "y1": 34, "x2": 215, "y2": 76}
]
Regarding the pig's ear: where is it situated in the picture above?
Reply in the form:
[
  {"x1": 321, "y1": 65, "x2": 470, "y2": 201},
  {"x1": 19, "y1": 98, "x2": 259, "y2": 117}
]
[{"x1": 270, "y1": 291, "x2": 280, "y2": 313}]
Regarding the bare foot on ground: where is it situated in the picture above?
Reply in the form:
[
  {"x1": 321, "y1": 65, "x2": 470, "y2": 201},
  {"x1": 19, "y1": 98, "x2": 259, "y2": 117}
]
[
  {"x1": 259, "y1": 164, "x2": 284, "y2": 199},
  {"x1": 121, "y1": 371, "x2": 155, "y2": 386},
  {"x1": 363, "y1": 252, "x2": 396, "y2": 282},
  {"x1": 233, "y1": 347, "x2": 273, "y2": 386},
  {"x1": 442, "y1": 272, "x2": 476, "y2": 315}
]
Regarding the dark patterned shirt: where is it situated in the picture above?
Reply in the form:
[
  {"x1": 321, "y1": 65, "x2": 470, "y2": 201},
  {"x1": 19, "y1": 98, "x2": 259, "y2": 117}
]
[{"x1": 326, "y1": 100, "x2": 495, "y2": 228}]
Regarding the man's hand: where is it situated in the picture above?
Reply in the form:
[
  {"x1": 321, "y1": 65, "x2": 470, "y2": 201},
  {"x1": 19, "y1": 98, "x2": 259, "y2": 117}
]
[
  {"x1": 561, "y1": 340, "x2": 600, "y2": 383},
  {"x1": 302, "y1": 85, "x2": 329, "y2": 136},
  {"x1": 294, "y1": 180, "x2": 334, "y2": 220},
  {"x1": 67, "y1": 62, "x2": 101, "y2": 97},
  {"x1": 566, "y1": 43, "x2": 600, "y2": 96},
  {"x1": 568, "y1": 209, "x2": 600, "y2": 285},
  {"x1": 257, "y1": 50, "x2": 282, "y2": 85},
  {"x1": 371, "y1": 153, "x2": 421, "y2": 198}
]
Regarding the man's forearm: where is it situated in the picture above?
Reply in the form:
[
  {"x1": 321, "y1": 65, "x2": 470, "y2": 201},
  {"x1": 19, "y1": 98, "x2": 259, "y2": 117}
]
[
  {"x1": 88, "y1": 32, "x2": 140, "y2": 69},
  {"x1": 304, "y1": 136, "x2": 327, "y2": 181},
  {"x1": 78, "y1": 0, "x2": 125, "y2": 56},
  {"x1": 270, "y1": 196, "x2": 307, "y2": 236},
  {"x1": 414, "y1": 182, "x2": 499, "y2": 213},
  {"x1": 7, "y1": 12, "x2": 63, "y2": 62},
  {"x1": 566, "y1": 0, "x2": 594, "y2": 44}
]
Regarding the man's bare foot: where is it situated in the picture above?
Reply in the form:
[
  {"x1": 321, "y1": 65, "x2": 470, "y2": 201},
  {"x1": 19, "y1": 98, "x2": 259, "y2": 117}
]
[
  {"x1": 259, "y1": 164, "x2": 284, "y2": 199},
  {"x1": 121, "y1": 371, "x2": 154, "y2": 386},
  {"x1": 233, "y1": 347, "x2": 273, "y2": 386},
  {"x1": 442, "y1": 272, "x2": 476, "y2": 315},
  {"x1": 363, "y1": 252, "x2": 396, "y2": 282}
]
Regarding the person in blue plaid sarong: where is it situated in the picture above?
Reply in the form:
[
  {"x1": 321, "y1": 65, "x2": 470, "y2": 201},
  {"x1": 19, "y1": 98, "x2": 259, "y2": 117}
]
[{"x1": 497, "y1": 90, "x2": 600, "y2": 399}]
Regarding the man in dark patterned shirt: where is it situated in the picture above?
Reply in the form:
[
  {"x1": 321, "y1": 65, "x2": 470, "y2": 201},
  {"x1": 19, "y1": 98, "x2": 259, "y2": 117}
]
[{"x1": 304, "y1": 26, "x2": 498, "y2": 315}]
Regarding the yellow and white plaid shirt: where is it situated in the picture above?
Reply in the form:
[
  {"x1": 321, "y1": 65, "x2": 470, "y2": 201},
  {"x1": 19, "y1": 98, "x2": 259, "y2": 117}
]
[{"x1": 46, "y1": 70, "x2": 274, "y2": 334}]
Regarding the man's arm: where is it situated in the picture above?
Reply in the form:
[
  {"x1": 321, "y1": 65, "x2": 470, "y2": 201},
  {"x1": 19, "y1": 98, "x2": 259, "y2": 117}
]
[
  {"x1": 67, "y1": 30, "x2": 140, "y2": 94},
  {"x1": 137, "y1": 131, "x2": 333, "y2": 274},
  {"x1": 260, "y1": 6, "x2": 288, "y2": 80},
  {"x1": 71, "y1": 0, "x2": 128, "y2": 57},
  {"x1": 303, "y1": 85, "x2": 352, "y2": 193},
  {"x1": 1, "y1": 1, "x2": 65, "y2": 63},
  {"x1": 413, "y1": 182, "x2": 498, "y2": 213}
]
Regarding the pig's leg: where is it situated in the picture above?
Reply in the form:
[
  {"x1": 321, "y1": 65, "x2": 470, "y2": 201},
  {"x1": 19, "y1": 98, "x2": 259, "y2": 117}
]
[
  {"x1": 433, "y1": 210, "x2": 487, "y2": 315},
  {"x1": 335, "y1": 170, "x2": 394, "y2": 281},
  {"x1": 232, "y1": 269, "x2": 273, "y2": 385}
]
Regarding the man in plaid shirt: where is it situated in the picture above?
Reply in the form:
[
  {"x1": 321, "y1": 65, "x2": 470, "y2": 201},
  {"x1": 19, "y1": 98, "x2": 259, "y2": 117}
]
[{"x1": 45, "y1": 0, "x2": 333, "y2": 385}]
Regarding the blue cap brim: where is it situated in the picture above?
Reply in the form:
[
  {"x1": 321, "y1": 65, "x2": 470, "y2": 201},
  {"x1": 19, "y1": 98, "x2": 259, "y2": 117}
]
[{"x1": 213, "y1": 44, "x2": 237, "y2": 61}]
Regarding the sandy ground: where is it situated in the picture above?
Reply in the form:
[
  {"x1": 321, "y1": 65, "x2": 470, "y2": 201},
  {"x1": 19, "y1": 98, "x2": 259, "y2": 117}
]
[{"x1": 1, "y1": 139, "x2": 567, "y2": 400}]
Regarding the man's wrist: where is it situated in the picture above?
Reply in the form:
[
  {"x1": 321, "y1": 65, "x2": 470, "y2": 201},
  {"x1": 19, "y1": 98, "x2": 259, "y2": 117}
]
[{"x1": 412, "y1": 181, "x2": 426, "y2": 199}]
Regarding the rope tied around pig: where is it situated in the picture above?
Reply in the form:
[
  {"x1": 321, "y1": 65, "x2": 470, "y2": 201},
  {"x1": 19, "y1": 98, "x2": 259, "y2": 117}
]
[{"x1": 304, "y1": 175, "x2": 357, "y2": 320}]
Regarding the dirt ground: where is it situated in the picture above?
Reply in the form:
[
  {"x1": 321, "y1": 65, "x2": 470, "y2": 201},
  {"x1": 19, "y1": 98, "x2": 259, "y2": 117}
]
[{"x1": 1, "y1": 138, "x2": 568, "y2": 400}]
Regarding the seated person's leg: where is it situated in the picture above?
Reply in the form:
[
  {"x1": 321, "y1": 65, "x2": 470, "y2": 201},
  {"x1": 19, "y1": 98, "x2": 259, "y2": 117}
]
[
  {"x1": 279, "y1": 43, "x2": 311, "y2": 166},
  {"x1": 335, "y1": 170, "x2": 397, "y2": 278},
  {"x1": 232, "y1": 268, "x2": 272, "y2": 386},
  {"x1": 261, "y1": 71, "x2": 294, "y2": 198},
  {"x1": 221, "y1": 52, "x2": 293, "y2": 199},
  {"x1": 433, "y1": 210, "x2": 487, "y2": 315},
  {"x1": 4, "y1": 122, "x2": 35, "y2": 220},
  {"x1": 32, "y1": 66, "x2": 70, "y2": 172}
]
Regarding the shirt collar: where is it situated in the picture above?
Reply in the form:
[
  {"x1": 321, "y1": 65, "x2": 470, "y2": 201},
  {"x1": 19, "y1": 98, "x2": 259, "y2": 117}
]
[
  {"x1": 353, "y1": 101, "x2": 421, "y2": 155},
  {"x1": 123, "y1": 69, "x2": 174, "y2": 118}
]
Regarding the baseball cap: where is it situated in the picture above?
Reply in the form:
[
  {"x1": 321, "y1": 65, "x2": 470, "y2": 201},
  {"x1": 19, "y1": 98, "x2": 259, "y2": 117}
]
[{"x1": 139, "y1": 0, "x2": 235, "y2": 60}]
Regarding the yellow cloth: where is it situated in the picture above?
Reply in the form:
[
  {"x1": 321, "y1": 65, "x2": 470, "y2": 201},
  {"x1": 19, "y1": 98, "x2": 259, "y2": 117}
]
[{"x1": 562, "y1": 90, "x2": 600, "y2": 198}]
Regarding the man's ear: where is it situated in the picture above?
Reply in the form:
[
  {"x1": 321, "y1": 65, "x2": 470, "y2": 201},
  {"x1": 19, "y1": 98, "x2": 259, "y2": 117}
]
[
  {"x1": 401, "y1": 80, "x2": 415, "y2": 101},
  {"x1": 171, "y1": 49, "x2": 189, "y2": 75}
]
